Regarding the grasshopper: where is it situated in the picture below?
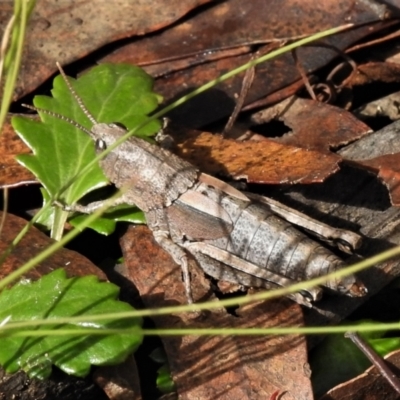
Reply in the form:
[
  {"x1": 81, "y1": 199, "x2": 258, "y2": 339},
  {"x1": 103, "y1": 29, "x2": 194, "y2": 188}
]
[{"x1": 25, "y1": 64, "x2": 367, "y2": 307}]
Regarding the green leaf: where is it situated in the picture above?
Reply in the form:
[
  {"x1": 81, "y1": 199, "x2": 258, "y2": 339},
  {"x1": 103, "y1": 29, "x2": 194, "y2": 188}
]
[
  {"x1": 150, "y1": 348, "x2": 176, "y2": 394},
  {"x1": 12, "y1": 64, "x2": 162, "y2": 237},
  {"x1": 370, "y1": 337, "x2": 400, "y2": 356},
  {"x1": 0, "y1": 269, "x2": 142, "y2": 379},
  {"x1": 156, "y1": 364, "x2": 176, "y2": 394},
  {"x1": 34, "y1": 188, "x2": 55, "y2": 231},
  {"x1": 69, "y1": 204, "x2": 146, "y2": 235}
]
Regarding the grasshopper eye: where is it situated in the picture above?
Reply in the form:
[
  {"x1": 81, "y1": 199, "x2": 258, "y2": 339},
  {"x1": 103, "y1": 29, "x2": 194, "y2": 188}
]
[
  {"x1": 109, "y1": 122, "x2": 127, "y2": 130},
  {"x1": 95, "y1": 138, "x2": 107, "y2": 151}
]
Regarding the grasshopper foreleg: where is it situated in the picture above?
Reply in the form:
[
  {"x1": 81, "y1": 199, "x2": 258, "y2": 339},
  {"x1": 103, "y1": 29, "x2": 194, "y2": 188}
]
[{"x1": 54, "y1": 195, "x2": 128, "y2": 214}]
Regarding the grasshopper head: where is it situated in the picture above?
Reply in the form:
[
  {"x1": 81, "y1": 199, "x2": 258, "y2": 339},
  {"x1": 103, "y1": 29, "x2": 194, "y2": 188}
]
[{"x1": 91, "y1": 122, "x2": 128, "y2": 153}]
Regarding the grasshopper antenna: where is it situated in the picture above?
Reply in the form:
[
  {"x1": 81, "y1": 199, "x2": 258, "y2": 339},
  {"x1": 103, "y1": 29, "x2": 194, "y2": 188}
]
[
  {"x1": 22, "y1": 103, "x2": 93, "y2": 136},
  {"x1": 55, "y1": 61, "x2": 97, "y2": 125}
]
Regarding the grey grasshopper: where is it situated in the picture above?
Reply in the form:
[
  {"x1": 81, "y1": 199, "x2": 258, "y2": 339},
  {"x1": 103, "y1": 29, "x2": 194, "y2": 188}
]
[{"x1": 26, "y1": 64, "x2": 368, "y2": 307}]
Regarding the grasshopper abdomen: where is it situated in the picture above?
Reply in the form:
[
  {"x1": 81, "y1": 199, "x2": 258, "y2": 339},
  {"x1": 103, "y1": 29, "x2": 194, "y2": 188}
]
[{"x1": 178, "y1": 179, "x2": 366, "y2": 301}]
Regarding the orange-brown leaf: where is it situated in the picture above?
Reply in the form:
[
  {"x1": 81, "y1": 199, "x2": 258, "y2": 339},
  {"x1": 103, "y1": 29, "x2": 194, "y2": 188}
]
[
  {"x1": 0, "y1": 116, "x2": 36, "y2": 188},
  {"x1": 173, "y1": 127, "x2": 341, "y2": 184}
]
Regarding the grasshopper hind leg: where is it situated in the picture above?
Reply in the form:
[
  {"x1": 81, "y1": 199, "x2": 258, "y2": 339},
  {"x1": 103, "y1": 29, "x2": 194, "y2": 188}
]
[
  {"x1": 147, "y1": 209, "x2": 195, "y2": 304},
  {"x1": 153, "y1": 230, "x2": 194, "y2": 304},
  {"x1": 188, "y1": 246, "x2": 322, "y2": 307}
]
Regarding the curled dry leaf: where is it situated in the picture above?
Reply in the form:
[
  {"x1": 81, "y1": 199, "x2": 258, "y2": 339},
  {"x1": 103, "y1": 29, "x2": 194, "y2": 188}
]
[
  {"x1": 252, "y1": 97, "x2": 372, "y2": 153},
  {"x1": 344, "y1": 61, "x2": 400, "y2": 87},
  {"x1": 119, "y1": 225, "x2": 313, "y2": 400},
  {"x1": 170, "y1": 124, "x2": 341, "y2": 184},
  {"x1": 350, "y1": 63, "x2": 400, "y2": 121}
]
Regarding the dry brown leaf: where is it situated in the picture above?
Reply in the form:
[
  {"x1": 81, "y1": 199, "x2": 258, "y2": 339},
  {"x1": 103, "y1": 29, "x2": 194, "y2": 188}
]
[
  {"x1": 2, "y1": 0, "x2": 212, "y2": 99},
  {"x1": 93, "y1": 355, "x2": 141, "y2": 400},
  {"x1": 119, "y1": 225, "x2": 313, "y2": 400},
  {"x1": 0, "y1": 115, "x2": 36, "y2": 188},
  {"x1": 0, "y1": 211, "x2": 106, "y2": 282},
  {"x1": 104, "y1": 0, "x2": 389, "y2": 69},
  {"x1": 170, "y1": 125, "x2": 341, "y2": 184},
  {"x1": 321, "y1": 349, "x2": 400, "y2": 400},
  {"x1": 101, "y1": 0, "x2": 392, "y2": 126},
  {"x1": 252, "y1": 98, "x2": 372, "y2": 152},
  {"x1": 345, "y1": 61, "x2": 400, "y2": 87}
]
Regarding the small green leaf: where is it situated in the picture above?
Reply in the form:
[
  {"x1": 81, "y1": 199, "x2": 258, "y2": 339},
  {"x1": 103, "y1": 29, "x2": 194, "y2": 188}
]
[
  {"x1": 370, "y1": 337, "x2": 400, "y2": 356},
  {"x1": 156, "y1": 364, "x2": 176, "y2": 394},
  {"x1": 105, "y1": 203, "x2": 146, "y2": 224},
  {"x1": 69, "y1": 204, "x2": 146, "y2": 235},
  {"x1": 69, "y1": 213, "x2": 117, "y2": 235},
  {"x1": 0, "y1": 269, "x2": 142, "y2": 379},
  {"x1": 150, "y1": 348, "x2": 176, "y2": 394}
]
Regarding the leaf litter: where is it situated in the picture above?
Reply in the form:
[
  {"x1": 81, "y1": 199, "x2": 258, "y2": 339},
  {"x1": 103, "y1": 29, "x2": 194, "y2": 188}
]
[{"x1": 3, "y1": 1, "x2": 400, "y2": 396}]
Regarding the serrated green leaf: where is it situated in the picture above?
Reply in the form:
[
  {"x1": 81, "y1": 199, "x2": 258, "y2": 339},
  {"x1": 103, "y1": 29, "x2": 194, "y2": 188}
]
[
  {"x1": 0, "y1": 269, "x2": 142, "y2": 379},
  {"x1": 13, "y1": 114, "x2": 107, "y2": 204},
  {"x1": 12, "y1": 64, "x2": 162, "y2": 237}
]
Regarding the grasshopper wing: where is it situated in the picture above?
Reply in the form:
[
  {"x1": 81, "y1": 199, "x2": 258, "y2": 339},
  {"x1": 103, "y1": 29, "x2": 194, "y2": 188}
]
[{"x1": 167, "y1": 190, "x2": 233, "y2": 240}]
